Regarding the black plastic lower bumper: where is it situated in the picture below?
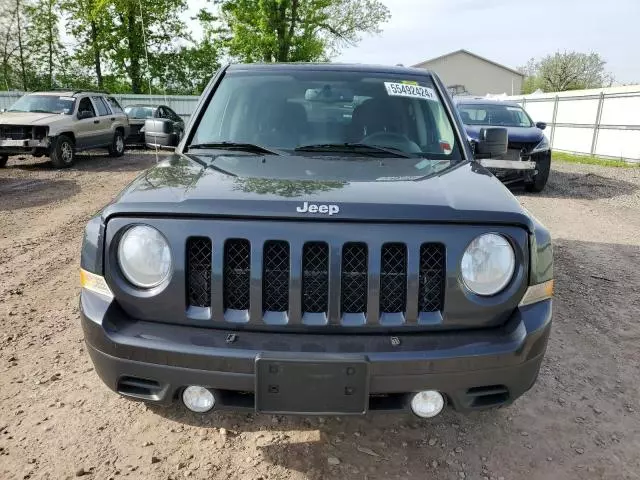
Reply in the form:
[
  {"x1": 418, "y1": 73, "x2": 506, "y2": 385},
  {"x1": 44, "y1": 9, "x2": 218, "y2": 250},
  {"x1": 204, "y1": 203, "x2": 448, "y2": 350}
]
[{"x1": 81, "y1": 290, "x2": 552, "y2": 414}]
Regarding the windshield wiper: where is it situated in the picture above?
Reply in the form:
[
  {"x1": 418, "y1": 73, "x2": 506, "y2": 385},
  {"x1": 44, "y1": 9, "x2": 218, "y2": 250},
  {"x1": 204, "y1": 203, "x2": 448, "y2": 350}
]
[
  {"x1": 295, "y1": 143, "x2": 414, "y2": 158},
  {"x1": 187, "y1": 141, "x2": 281, "y2": 155},
  {"x1": 30, "y1": 109, "x2": 55, "y2": 113}
]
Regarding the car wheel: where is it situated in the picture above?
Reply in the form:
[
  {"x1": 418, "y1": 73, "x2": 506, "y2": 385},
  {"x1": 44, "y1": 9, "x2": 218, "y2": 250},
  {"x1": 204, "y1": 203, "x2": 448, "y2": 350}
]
[
  {"x1": 108, "y1": 130, "x2": 125, "y2": 157},
  {"x1": 0, "y1": 154, "x2": 8, "y2": 168},
  {"x1": 49, "y1": 135, "x2": 75, "y2": 168},
  {"x1": 525, "y1": 155, "x2": 551, "y2": 193}
]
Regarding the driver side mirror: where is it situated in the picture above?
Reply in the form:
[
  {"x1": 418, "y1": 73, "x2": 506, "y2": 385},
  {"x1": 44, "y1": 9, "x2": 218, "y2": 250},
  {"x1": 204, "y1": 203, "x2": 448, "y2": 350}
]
[
  {"x1": 78, "y1": 110, "x2": 93, "y2": 120},
  {"x1": 535, "y1": 121, "x2": 547, "y2": 130},
  {"x1": 474, "y1": 127, "x2": 508, "y2": 158}
]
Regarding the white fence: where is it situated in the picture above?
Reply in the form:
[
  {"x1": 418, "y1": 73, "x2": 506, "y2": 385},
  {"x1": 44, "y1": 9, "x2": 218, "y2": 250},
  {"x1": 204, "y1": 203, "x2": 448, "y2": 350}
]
[
  {"x1": 504, "y1": 85, "x2": 640, "y2": 162},
  {"x1": 0, "y1": 92, "x2": 200, "y2": 121}
]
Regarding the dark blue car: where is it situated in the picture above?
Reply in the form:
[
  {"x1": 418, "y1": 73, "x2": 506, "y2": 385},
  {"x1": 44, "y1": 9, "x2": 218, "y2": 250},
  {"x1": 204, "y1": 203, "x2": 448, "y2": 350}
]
[{"x1": 454, "y1": 97, "x2": 551, "y2": 192}]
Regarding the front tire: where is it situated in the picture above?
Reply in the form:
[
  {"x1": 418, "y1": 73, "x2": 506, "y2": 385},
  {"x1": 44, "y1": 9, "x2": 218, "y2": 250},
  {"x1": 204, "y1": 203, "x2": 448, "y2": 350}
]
[
  {"x1": 108, "y1": 130, "x2": 125, "y2": 157},
  {"x1": 525, "y1": 154, "x2": 551, "y2": 193},
  {"x1": 49, "y1": 135, "x2": 75, "y2": 168},
  {"x1": 0, "y1": 155, "x2": 8, "y2": 168}
]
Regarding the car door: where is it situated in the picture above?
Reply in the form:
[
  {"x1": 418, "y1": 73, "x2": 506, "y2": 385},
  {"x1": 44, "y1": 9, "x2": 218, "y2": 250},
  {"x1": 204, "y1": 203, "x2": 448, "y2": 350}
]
[
  {"x1": 165, "y1": 106, "x2": 185, "y2": 141},
  {"x1": 105, "y1": 96, "x2": 129, "y2": 137},
  {"x1": 92, "y1": 96, "x2": 114, "y2": 146},
  {"x1": 75, "y1": 97, "x2": 101, "y2": 149}
]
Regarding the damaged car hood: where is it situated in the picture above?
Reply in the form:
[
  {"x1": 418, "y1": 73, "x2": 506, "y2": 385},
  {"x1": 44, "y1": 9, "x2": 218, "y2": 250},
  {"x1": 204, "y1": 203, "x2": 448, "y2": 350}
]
[{"x1": 0, "y1": 111, "x2": 66, "y2": 125}]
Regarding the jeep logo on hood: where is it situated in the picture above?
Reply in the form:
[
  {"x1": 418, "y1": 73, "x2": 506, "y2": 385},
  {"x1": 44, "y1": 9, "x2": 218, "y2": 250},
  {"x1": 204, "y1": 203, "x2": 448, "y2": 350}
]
[{"x1": 296, "y1": 201, "x2": 339, "y2": 216}]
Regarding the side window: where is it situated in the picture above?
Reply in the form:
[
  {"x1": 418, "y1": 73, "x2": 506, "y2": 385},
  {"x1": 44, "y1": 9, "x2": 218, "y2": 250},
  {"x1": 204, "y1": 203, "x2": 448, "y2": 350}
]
[
  {"x1": 93, "y1": 96, "x2": 110, "y2": 116},
  {"x1": 106, "y1": 97, "x2": 124, "y2": 113},
  {"x1": 168, "y1": 108, "x2": 181, "y2": 122},
  {"x1": 78, "y1": 97, "x2": 96, "y2": 117}
]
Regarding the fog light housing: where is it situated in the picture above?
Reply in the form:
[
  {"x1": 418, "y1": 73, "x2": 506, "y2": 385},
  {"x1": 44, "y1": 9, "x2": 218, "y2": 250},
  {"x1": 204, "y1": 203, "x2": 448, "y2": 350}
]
[
  {"x1": 410, "y1": 390, "x2": 445, "y2": 418},
  {"x1": 182, "y1": 386, "x2": 215, "y2": 413}
]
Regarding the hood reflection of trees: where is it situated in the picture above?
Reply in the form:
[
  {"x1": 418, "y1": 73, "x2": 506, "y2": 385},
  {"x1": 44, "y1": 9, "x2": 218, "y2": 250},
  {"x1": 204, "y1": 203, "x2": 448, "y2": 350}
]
[{"x1": 232, "y1": 177, "x2": 346, "y2": 197}]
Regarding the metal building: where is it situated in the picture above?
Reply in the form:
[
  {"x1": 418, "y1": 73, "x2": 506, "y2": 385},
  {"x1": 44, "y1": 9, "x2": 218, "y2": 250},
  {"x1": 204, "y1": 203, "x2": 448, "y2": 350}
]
[{"x1": 413, "y1": 49, "x2": 524, "y2": 96}]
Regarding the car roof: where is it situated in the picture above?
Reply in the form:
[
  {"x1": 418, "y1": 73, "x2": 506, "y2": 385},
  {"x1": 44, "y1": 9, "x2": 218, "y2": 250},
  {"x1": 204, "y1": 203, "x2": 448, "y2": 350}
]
[
  {"x1": 125, "y1": 104, "x2": 161, "y2": 108},
  {"x1": 453, "y1": 96, "x2": 523, "y2": 108},
  {"x1": 29, "y1": 91, "x2": 110, "y2": 97},
  {"x1": 227, "y1": 62, "x2": 436, "y2": 77}
]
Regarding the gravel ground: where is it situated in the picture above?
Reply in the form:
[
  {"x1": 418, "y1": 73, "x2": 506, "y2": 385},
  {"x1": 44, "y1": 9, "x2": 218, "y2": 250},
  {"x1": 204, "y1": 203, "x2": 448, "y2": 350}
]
[{"x1": 1, "y1": 153, "x2": 639, "y2": 480}]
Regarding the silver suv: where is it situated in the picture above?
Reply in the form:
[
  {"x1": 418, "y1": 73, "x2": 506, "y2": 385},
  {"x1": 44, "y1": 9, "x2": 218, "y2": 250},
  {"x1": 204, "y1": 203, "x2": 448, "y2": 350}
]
[{"x1": 0, "y1": 90, "x2": 130, "y2": 168}]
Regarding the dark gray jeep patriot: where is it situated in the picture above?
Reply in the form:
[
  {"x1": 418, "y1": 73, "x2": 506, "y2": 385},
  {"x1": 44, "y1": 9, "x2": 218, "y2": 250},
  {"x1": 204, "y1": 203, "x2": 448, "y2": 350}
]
[{"x1": 80, "y1": 63, "x2": 554, "y2": 418}]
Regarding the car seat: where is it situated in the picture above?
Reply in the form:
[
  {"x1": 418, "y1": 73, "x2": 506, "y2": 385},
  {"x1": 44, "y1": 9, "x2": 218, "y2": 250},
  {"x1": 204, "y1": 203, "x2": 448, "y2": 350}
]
[
  {"x1": 347, "y1": 98, "x2": 405, "y2": 142},
  {"x1": 255, "y1": 100, "x2": 309, "y2": 149},
  {"x1": 459, "y1": 111, "x2": 473, "y2": 124}
]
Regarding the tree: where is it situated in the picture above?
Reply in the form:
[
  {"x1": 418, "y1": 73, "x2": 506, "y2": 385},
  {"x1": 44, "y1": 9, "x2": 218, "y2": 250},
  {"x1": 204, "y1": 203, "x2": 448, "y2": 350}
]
[
  {"x1": 215, "y1": 0, "x2": 391, "y2": 63},
  {"x1": 0, "y1": 0, "x2": 19, "y2": 90},
  {"x1": 150, "y1": 9, "x2": 221, "y2": 94},
  {"x1": 24, "y1": 0, "x2": 65, "y2": 89},
  {"x1": 520, "y1": 51, "x2": 614, "y2": 93},
  {"x1": 14, "y1": 0, "x2": 30, "y2": 90},
  {"x1": 106, "y1": 0, "x2": 190, "y2": 93},
  {"x1": 63, "y1": 0, "x2": 113, "y2": 89}
]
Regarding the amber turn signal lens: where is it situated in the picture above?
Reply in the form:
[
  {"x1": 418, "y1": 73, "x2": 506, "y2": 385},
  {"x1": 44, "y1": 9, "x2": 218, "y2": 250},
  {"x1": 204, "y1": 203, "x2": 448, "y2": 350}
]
[
  {"x1": 519, "y1": 280, "x2": 554, "y2": 306},
  {"x1": 80, "y1": 268, "x2": 114, "y2": 298}
]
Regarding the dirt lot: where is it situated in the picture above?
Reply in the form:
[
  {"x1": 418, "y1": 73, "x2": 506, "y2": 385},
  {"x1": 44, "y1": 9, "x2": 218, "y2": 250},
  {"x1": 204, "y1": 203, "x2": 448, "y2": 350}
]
[{"x1": 1, "y1": 153, "x2": 639, "y2": 480}]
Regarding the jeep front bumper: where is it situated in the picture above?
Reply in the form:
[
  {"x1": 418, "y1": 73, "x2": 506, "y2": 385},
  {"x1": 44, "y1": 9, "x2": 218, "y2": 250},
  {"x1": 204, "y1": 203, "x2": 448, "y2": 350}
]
[
  {"x1": 81, "y1": 289, "x2": 552, "y2": 415},
  {"x1": 0, "y1": 137, "x2": 50, "y2": 153}
]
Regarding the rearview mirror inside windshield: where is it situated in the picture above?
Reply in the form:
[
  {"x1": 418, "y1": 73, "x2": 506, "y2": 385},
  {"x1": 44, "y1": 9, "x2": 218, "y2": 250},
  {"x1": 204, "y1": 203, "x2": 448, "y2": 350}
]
[{"x1": 305, "y1": 86, "x2": 354, "y2": 103}]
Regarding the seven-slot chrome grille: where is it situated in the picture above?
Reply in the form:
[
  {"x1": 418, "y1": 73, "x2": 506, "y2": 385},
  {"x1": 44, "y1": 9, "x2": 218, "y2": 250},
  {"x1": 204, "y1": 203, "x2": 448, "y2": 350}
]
[{"x1": 187, "y1": 238, "x2": 445, "y2": 327}]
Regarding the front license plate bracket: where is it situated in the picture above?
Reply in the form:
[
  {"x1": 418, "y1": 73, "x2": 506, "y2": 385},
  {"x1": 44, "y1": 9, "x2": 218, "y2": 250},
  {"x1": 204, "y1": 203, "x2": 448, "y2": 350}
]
[{"x1": 255, "y1": 355, "x2": 369, "y2": 415}]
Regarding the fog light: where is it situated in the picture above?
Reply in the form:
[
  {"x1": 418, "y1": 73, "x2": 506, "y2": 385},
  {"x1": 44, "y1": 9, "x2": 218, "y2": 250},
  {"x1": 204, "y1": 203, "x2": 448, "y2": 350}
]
[
  {"x1": 182, "y1": 386, "x2": 215, "y2": 413},
  {"x1": 410, "y1": 390, "x2": 445, "y2": 418}
]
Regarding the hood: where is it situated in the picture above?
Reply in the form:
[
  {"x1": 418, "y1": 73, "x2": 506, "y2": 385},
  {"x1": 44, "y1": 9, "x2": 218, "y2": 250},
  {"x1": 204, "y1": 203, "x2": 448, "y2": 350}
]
[
  {"x1": 102, "y1": 153, "x2": 533, "y2": 229},
  {"x1": 0, "y1": 111, "x2": 66, "y2": 125},
  {"x1": 464, "y1": 124, "x2": 544, "y2": 144}
]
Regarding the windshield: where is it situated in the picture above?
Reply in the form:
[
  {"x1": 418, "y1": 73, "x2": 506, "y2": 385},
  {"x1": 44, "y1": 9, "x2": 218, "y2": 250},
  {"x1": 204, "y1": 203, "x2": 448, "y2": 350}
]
[
  {"x1": 125, "y1": 106, "x2": 156, "y2": 118},
  {"x1": 8, "y1": 95, "x2": 75, "y2": 115},
  {"x1": 190, "y1": 70, "x2": 462, "y2": 167},
  {"x1": 458, "y1": 103, "x2": 533, "y2": 128}
]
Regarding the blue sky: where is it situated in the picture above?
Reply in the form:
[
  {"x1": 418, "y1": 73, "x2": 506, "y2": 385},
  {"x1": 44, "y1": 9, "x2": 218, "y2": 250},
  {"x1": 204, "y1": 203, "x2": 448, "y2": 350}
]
[{"x1": 187, "y1": 0, "x2": 640, "y2": 84}]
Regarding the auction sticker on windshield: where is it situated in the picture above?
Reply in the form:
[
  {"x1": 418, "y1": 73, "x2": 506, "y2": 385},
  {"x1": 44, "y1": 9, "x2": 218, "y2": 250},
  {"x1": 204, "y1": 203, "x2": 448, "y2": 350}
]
[{"x1": 385, "y1": 82, "x2": 437, "y2": 100}]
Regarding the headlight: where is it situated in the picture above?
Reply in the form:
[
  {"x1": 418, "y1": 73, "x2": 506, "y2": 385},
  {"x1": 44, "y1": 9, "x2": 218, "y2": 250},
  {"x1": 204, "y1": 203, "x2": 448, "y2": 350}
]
[
  {"x1": 118, "y1": 225, "x2": 172, "y2": 288},
  {"x1": 530, "y1": 136, "x2": 549, "y2": 154},
  {"x1": 461, "y1": 233, "x2": 515, "y2": 296}
]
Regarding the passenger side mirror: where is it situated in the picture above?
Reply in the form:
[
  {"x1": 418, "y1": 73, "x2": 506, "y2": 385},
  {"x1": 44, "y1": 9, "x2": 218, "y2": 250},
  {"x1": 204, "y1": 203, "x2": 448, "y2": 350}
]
[
  {"x1": 474, "y1": 127, "x2": 508, "y2": 158},
  {"x1": 144, "y1": 118, "x2": 178, "y2": 150},
  {"x1": 535, "y1": 121, "x2": 547, "y2": 130},
  {"x1": 0, "y1": 108, "x2": 5, "y2": 113},
  {"x1": 78, "y1": 110, "x2": 93, "y2": 120}
]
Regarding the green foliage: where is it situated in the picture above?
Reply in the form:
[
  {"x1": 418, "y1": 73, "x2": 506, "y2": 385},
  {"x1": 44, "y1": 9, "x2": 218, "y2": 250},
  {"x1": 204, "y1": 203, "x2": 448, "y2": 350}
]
[
  {"x1": 0, "y1": 0, "x2": 391, "y2": 93},
  {"x1": 520, "y1": 51, "x2": 613, "y2": 93},
  {"x1": 217, "y1": 0, "x2": 391, "y2": 63}
]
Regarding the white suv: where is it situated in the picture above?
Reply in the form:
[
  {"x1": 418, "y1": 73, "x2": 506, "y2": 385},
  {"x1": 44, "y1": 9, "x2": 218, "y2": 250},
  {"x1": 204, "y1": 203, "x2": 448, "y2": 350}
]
[{"x1": 0, "y1": 90, "x2": 130, "y2": 168}]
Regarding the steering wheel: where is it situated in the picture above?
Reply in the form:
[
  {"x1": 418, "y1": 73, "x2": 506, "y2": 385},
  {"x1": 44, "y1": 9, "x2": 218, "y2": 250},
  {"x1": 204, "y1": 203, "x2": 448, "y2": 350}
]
[{"x1": 359, "y1": 131, "x2": 421, "y2": 153}]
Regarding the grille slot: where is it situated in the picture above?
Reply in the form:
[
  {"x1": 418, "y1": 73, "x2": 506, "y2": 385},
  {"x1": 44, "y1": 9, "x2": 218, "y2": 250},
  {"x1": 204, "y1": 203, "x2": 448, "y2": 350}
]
[
  {"x1": 224, "y1": 239, "x2": 251, "y2": 311},
  {"x1": 0, "y1": 125, "x2": 31, "y2": 140},
  {"x1": 302, "y1": 242, "x2": 329, "y2": 313},
  {"x1": 380, "y1": 243, "x2": 407, "y2": 313},
  {"x1": 185, "y1": 234, "x2": 447, "y2": 327},
  {"x1": 262, "y1": 241, "x2": 290, "y2": 312},
  {"x1": 187, "y1": 237, "x2": 212, "y2": 308},
  {"x1": 341, "y1": 243, "x2": 368, "y2": 314},
  {"x1": 418, "y1": 244, "x2": 445, "y2": 312}
]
